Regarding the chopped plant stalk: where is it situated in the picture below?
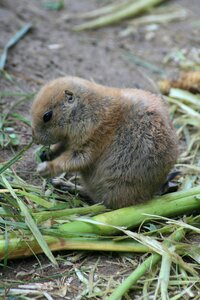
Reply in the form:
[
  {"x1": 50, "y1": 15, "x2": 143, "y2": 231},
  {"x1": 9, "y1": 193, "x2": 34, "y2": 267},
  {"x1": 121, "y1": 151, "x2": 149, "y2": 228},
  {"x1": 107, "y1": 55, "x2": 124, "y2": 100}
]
[
  {"x1": 73, "y1": 0, "x2": 168, "y2": 31},
  {"x1": 0, "y1": 189, "x2": 199, "y2": 260},
  {"x1": 158, "y1": 252, "x2": 172, "y2": 300},
  {"x1": 68, "y1": 0, "x2": 135, "y2": 20},
  {"x1": 107, "y1": 229, "x2": 185, "y2": 300},
  {"x1": 59, "y1": 186, "x2": 200, "y2": 235},
  {"x1": 0, "y1": 236, "x2": 150, "y2": 260},
  {"x1": 0, "y1": 23, "x2": 32, "y2": 70}
]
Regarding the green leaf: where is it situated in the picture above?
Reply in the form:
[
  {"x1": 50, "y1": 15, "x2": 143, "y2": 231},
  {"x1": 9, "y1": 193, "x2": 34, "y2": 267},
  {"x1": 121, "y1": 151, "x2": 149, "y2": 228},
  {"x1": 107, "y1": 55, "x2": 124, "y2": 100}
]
[
  {"x1": 1, "y1": 175, "x2": 58, "y2": 266},
  {"x1": 11, "y1": 113, "x2": 31, "y2": 127},
  {"x1": 8, "y1": 133, "x2": 20, "y2": 146},
  {"x1": 0, "y1": 142, "x2": 33, "y2": 174},
  {"x1": 18, "y1": 191, "x2": 53, "y2": 209}
]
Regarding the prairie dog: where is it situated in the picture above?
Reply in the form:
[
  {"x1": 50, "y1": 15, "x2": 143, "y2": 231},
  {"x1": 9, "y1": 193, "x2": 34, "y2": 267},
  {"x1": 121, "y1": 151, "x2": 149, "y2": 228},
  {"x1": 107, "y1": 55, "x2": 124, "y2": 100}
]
[{"x1": 31, "y1": 76, "x2": 178, "y2": 209}]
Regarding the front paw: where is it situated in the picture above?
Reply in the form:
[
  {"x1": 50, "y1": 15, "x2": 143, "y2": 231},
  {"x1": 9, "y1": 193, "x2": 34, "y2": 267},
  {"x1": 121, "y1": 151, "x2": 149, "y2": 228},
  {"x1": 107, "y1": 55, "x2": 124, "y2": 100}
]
[{"x1": 37, "y1": 162, "x2": 51, "y2": 177}]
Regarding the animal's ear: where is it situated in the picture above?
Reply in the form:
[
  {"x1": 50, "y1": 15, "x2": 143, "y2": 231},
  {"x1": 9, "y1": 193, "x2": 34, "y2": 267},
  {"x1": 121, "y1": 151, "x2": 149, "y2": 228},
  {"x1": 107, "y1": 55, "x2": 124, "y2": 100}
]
[{"x1": 65, "y1": 90, "x2": 74, "y2": 103}]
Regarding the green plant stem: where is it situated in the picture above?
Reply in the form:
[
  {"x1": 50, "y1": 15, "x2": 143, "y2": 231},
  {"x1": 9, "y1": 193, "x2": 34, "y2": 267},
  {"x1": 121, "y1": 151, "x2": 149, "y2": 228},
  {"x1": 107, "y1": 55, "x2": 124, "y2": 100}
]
[
  {"x1": 0, "y1": 188, "x2": 199, "y2": 260},
  {"x1": 109, "y1": 254, "x2": 161, "y2": 300},
  {"x1": 59, "y1": 186, "x2": 200, "y2": 235},
  {"x1": 33, "y1": 204, "x2": 106, "y2": 223},
  {"x1": 160, "y1": 253, "x2": 171, "y2": 300},
  {"x1": 107, "y1": 229, "x2": 185, "y2": 300},
  {"x1": 72, "y1": 0, "x2": 134, "y2": 19},
  {"x1": 0, "y1": 236, "x2": 149, "y2": 260},
  {"x1": 73, "y1": 0, "x2": 167, "y2": 31},
  {"x1": 0, "y1": 142, "x2": 33, "y2": 174}
]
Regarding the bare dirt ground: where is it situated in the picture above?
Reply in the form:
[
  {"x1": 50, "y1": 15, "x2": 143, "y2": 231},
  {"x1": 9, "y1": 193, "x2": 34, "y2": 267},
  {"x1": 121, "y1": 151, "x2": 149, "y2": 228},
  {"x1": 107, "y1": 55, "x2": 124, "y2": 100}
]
[{"x1": 0, "y1": 0, "x2": 200, "y2": 299}]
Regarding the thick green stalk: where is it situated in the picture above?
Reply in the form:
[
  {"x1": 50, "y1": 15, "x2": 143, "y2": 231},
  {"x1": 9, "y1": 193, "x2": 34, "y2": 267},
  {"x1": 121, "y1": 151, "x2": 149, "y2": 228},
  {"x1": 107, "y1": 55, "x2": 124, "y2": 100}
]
[
  {"x1": 107, "y1": 229, "x2": 185, "y2": 300},
  {"x1": 0, "y1": 236, "x2": 149, "y2": 260},
  {"x1": 74, "y1": 0, "x2": 167, "y2": 31},
  {"x1": 0, "y1": 187, "x2": 199, "y2": 260},
  {"x1": 59, "y1": 187, "x2": 200, "y2": 235}
]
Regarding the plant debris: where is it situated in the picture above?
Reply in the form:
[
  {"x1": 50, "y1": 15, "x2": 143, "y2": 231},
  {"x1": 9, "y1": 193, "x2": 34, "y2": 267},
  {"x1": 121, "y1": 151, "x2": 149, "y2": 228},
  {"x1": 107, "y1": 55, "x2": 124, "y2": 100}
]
[
  {"x1": 0, "y1": 23, "x2": 32, "y2": 71},
  {"x1": 72, "y1": 0, "x2": 169, "y2": 31},
  {"x1": 159, "y1": 71, "x2": 200, "y2": 94}
]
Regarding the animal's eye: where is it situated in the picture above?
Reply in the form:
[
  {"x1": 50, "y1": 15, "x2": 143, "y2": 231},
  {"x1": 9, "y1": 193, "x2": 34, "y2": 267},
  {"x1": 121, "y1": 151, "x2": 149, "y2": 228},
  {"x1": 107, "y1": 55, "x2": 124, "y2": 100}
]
[
  {"x1": 65, "y1": 90, "x2": 74, "y2": 103},
  {"x1": 43, "y1": 111, "x2": 53, "y2": 123}
]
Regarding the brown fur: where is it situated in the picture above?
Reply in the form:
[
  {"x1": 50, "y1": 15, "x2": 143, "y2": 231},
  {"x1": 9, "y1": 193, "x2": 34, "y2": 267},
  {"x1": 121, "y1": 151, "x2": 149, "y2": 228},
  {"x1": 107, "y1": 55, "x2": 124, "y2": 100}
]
[{"x1": 31, "y1": 76, "x2": 178, "y2": 209}]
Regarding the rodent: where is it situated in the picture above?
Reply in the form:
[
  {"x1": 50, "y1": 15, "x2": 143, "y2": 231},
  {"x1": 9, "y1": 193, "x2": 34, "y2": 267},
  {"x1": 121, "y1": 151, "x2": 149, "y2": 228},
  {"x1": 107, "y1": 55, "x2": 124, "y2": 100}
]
[{"x1": 31, "y1": 76, "x2": 178, "y2": 209}]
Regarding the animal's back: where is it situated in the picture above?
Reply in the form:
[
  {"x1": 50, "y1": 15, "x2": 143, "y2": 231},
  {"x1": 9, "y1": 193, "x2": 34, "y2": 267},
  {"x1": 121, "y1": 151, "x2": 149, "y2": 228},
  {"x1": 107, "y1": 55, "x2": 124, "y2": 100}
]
[{"x1": 81, "y1": 88, "x2": 178, "y2": 208}]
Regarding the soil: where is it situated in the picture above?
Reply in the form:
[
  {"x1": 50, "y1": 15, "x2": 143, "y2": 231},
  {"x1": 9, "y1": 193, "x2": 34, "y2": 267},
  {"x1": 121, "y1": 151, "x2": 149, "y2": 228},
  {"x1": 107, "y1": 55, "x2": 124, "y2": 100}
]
[{"x1": 0, "y1": 0, "x2": 200, "y2": 299}]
